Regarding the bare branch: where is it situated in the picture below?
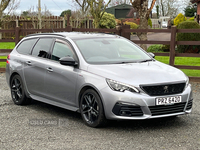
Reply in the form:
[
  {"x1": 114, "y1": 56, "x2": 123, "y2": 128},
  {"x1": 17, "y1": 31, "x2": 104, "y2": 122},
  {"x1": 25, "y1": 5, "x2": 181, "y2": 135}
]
[{"x1": 5, "y1": 0, "x2": 20, "y2": 15}]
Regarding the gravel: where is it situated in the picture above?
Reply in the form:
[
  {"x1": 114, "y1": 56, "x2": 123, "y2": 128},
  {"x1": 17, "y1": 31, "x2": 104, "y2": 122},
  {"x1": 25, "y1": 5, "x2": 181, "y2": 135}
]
[{"x1": 0, "y1": 73, "x2": 200, "y2": 150}]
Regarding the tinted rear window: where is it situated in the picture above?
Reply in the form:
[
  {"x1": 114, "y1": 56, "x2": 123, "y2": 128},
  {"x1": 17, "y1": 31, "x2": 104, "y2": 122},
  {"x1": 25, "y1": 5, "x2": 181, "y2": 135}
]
[
  {"x1": 17, "y1": 38, "x2": 37, "y2": 54},
  {"x1": 32, "y1": 38, "x2": 53, "y2": 58}
]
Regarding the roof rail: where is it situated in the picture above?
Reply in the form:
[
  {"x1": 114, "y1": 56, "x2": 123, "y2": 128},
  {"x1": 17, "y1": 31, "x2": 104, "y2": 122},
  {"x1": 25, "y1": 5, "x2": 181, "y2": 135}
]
[
  {"x1": 98, "y1": 32, "x2": 116, "y2": 35},
  {"x1": 25, "y1": 33, "x2": 66, "y2": 38}
]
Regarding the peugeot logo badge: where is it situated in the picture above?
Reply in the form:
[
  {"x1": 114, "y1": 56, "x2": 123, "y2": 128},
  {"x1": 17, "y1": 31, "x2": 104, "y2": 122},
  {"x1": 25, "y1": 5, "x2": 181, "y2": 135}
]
[{"x1": 163, "y1": 86, "x2": 169, "y2": 93}]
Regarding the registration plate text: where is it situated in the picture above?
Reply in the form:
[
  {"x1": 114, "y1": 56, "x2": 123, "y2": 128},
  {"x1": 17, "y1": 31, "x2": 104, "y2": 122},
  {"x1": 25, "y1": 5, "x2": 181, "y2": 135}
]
[{"x1": 156, "y1": 96, "x2": 182, "y2": 105}]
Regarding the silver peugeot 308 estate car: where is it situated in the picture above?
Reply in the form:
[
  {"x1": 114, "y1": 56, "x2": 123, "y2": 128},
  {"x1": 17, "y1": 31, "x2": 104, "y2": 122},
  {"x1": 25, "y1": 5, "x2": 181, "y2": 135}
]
[{"x1": 6, "y1": 32, "x2": 193, "y2": 127}]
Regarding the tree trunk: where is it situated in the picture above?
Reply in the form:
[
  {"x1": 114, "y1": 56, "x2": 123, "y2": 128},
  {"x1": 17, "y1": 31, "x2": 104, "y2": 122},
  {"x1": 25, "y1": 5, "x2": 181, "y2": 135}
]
[
  {"x1": 137, "y1": 18, "x2": 148, "y2": 50},
  {"x1": 136, "y1": 0, "x2": 149, "y2": 50},
  {"x1": 93, "y1": 18, "x2": 100, "y2": 28},
  {"x1": 160, "y1": 0, "x2": 164, "y2": 16}
]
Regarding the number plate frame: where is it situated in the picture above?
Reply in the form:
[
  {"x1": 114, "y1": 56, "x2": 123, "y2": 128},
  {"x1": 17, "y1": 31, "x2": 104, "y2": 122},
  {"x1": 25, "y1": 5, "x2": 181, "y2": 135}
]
[{"x1": 155, "y1": 96, "x2": 182, "y2": 105}]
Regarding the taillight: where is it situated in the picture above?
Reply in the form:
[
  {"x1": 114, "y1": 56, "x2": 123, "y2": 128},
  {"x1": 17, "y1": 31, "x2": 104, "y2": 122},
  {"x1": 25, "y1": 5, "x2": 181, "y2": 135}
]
[
  {"x1": 7, "y1": 54, "x2": 10, "y2": 60},
  {"x1": 7, "y1": 54, "x2": 10, "y2": 64}
]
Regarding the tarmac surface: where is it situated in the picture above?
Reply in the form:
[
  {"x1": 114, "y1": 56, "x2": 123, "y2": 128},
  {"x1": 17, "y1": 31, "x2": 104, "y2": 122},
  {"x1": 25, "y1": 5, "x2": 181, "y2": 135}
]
[
  {"x1": 131, "y1": 32, "x2": 171, "y2": 48},
  {"x1": 0, "y1": 73, "x2": 200, "y2": 150}
]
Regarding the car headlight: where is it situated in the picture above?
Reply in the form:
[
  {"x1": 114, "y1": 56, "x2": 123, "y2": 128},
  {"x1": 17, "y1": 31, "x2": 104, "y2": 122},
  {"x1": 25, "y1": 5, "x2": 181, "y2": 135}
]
[
  {"x1": 185, "y1": 75, "x2": 189, "y2": 88},
  {"x1": 106, "y1": 79, "x2": 139, "y2": 93}
]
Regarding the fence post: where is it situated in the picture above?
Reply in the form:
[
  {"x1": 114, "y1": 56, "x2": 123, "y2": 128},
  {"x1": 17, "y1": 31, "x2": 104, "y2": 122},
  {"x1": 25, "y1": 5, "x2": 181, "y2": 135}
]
[
  {"x1": 169, "y1": 26, "x2": 176, "y2": 66},
  {"x1": 121, "y1": 25, "x2": 130, "y2": 39},
  {"x1": 15, "y1": 27, "x2": 20, "y2": 45},
  {"x1": 66, "y1": 15, "x2": 72, "y2": 32},
  {"x1": 63, "y1": 18, "x2": 66, "y2": 28},
  {"x1": 16, "y1": 19, "x2": 19, "y2": 27},
  {"x1": 116, "y1": 25, "x2": 121, "y2": 36},
  {"x1": 0, "y1": 27, "x2": 2, "y2": 40}
]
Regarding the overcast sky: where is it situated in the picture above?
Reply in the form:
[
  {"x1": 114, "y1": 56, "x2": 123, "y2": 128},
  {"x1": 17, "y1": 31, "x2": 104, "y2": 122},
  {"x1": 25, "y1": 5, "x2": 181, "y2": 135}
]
[
  {"x1": 7, "y1": 0, "x2": 187, "y2": 17},
  {"x1": 13, "y1": 0, "x2": 75, "y2": 16}
]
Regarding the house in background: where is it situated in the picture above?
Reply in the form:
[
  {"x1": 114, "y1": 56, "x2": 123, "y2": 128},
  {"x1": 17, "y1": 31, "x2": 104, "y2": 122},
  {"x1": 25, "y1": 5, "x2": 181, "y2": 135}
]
[
  {"x1": 191, "y1": 0, "x2": 200, "y2": 23},
  {"x1": 105, "y1": 4, "x2": 138, "y2": 19}
]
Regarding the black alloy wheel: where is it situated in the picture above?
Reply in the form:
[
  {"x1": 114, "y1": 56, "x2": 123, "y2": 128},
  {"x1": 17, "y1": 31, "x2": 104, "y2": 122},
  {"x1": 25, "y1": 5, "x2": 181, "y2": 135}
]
[
  {"x1": 10, "y1": 75, "x2": 31, "y2": 105},
  {"x1": 80, "y1": 89, "x2": 106, "y2": 128}
]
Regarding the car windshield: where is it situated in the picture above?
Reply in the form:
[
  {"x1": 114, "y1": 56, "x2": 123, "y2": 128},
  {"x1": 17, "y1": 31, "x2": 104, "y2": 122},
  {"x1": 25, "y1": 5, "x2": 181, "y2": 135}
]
[{"x1": 74, "y1": 37, "x2": 152, "y2": 64}]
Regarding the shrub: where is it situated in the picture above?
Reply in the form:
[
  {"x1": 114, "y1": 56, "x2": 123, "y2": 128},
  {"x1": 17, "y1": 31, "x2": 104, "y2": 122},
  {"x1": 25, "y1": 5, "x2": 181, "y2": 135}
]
[
  {"x1": 99, "y1": 12, "x2": 116, "y2": 29},
  {"x1": 147, "y1": 44, "x2": 163, "y2": 53},
  {"x1": 115, "y1": 19, "x2": 122, "y2": 25},
  {"x1": 148, "y1": 18, "x2": 152, "y2": 28},
  {"x1": 177, "y1": 21, "x2": 200, "y2": 53},
  {"x1": 174, "y1": 13, "x2": 187, "y2": 26},
  {"x1": 171, "y1": 19, "x2": 174, "y2": 26},
  {"x1": 123, "y1": 21, "x2": 138, "y2": 29},
  {"x1": 188, "y1": 16, "x2": 195, "y2": 21},
  {"x1": 123, "y1": 18, "x2": 140, "y2": 25},
  {"x1": 161, "y1": 45, "x2": 170, "y2": 52}
]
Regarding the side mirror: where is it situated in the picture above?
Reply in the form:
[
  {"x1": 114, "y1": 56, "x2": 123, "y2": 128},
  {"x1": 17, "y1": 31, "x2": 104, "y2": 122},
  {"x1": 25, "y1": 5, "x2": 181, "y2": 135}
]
[
  {"x1": 59, "y1": 57, "x2": 78, "y2": 66},
  {"x1": 148, "y1": 52, "x2": 155, "y2": 58}
]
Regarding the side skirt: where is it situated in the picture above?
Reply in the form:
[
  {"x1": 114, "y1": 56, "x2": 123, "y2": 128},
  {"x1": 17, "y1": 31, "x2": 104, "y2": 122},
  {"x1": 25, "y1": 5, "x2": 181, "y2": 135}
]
[{"x1": 30, "y1": 94, "x2": 79, "y2": 112}]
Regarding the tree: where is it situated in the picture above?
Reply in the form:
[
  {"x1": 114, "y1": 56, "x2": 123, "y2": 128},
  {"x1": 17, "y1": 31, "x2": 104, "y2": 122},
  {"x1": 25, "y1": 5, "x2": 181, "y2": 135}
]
[
  {"x1": 156, "y1": 0, "x2": 189, "y2": 17},
  {"x1": 21, "y1": 11, "x2": 29, "y2": 17},
  {"x1": 174, "y1": 13, "x2": 187, "y2": 26},
  {"x1": 0, "y1": 0, "x2": 11, "y2": 20},
  {"x1": 129, "y1": 0, "x2": 156, "y2": 50},
  {"x1": 184, "y1": 6, "x2": 196, "y2": 17},
  {"x1": 0, "y1": 0, "x2": 20, "y2": 28},
  {"x1": 109, "y1": 0, "x2": 131, "y2": 6},
  {"x1": 99, "y1": 12, "x2": 116, "y2": 29},
  {"x1": 21, "y1": 5, "x2": 53, "y2": 29},
  {"x1": 60, "y1": 10, "x2": 71, "y2": 17},
  {"x1": 74, "y1": 0, "x2": 89, "y2": 16},
  {"x1": 156, "y1": 5, "x2": 159, "y2": 18},
  {"x1": 87, "y1": 0, "x2": 111, "y2": 28}
]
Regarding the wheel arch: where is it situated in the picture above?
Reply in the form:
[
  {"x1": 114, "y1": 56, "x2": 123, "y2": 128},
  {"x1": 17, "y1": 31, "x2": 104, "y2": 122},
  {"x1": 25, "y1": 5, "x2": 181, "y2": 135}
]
[
  {"x1": 9, "y1": 72, "x2": 30, "y2": 98},
  {"x1": 78, "y1": 85, "x2": 106, "y2": 111},
  {"x1": 9, "y1": 72, "x2": 20, "y2": 87}
]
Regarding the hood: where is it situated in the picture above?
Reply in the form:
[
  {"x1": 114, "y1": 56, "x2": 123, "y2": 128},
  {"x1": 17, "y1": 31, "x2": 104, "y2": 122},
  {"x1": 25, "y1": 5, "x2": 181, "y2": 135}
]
[{"x1": 87, "y1": 61, "x2": 187, "y2": 86}]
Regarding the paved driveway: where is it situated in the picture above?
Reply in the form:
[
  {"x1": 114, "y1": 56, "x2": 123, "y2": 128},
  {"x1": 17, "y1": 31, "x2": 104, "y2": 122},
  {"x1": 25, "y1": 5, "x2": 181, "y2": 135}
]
[
  {"x1": 0, "y1": 73, "x2": 200, "y2": 150},
  {"x1": 131, "y1": 33, "x2": 171, "y2": 48}
]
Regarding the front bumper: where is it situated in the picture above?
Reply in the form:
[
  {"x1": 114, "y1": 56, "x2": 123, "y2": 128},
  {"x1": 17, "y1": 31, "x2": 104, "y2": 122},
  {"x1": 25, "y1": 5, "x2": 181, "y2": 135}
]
[{"x1": 100, "y1": 84, "x2": 193, "y2": 120}]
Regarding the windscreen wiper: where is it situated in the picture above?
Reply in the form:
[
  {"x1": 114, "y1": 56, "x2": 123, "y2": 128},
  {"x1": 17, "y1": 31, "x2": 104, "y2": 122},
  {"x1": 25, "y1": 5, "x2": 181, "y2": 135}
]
[{"x1": 137, "y1": 59, "x2": 153, "y2": 63}]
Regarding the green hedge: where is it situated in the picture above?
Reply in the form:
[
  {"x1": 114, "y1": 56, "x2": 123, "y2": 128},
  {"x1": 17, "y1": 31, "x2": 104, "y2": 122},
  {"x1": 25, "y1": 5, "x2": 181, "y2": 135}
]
[{"x1": 177, "y1": 21, "x2": 200, "y2": 53}]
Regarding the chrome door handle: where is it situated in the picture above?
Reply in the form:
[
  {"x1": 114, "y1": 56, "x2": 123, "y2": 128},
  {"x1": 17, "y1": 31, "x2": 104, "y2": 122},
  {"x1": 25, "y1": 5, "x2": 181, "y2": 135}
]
[{"x1": 47, "y1": 67, "x2": 53, "y2": 72}]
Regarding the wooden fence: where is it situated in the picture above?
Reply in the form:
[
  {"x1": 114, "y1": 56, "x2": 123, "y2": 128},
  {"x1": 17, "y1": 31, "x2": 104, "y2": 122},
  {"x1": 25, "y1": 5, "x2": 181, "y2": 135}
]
[
  {"x1": 1, "y1": 16, "x2": 66, "y2": 39},
  {"x1": 1, "y1": 16, "x2": 94, "y2": 39},
  {"x1": 0, "y1": 25, "x2": 200, "y2": 82}
]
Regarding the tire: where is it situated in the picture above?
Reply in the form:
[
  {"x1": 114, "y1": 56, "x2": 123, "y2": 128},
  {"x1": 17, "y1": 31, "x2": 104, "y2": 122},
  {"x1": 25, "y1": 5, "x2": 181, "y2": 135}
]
[
  {"x1": 10, "y1": 75, "x2": 31, "y2": 105},
  {"x1": 80, "y1": 89, "x2": 107, "y2": 128}
]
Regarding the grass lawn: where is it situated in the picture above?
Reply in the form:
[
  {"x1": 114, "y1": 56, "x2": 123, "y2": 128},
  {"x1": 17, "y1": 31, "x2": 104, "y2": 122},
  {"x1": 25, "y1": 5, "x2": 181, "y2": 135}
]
[
  {"x1": 155, "y1": 56, "x2": 200, "y2": 77},
  {"x1": 0, "y1": 42, "x2": 15, "y2": 49},
  {"x1": 0, "y1": 42, "x2": 14, "y2": 68},
  {"x1": 0, "y1": 56, "x2": 7, "y2": 68}
]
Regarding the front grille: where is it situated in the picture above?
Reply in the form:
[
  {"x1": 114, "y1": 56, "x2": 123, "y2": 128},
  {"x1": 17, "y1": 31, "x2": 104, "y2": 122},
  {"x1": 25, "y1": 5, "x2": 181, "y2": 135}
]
[
  {"x1": 149, "y1": 102, "x2": 186, "y2": 116},
  {"x1": 186, "y1": 100, "x2": 193, "y2": 110},
  {"x1": 140, "y1": 83, "x2": 186, "y2": 96},
  {"x1": 112, "y1": 103, "x2": 143, "y2": 117}
]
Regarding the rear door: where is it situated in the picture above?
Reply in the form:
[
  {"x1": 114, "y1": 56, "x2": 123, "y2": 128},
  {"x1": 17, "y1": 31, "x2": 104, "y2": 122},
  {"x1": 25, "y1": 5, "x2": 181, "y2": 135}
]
[
  {"x1": 23, "y1": 38, "x2": 54, "y2": 97},
  {"x1": 43, "y1": 39, "x2": 79, "y2": 106}
]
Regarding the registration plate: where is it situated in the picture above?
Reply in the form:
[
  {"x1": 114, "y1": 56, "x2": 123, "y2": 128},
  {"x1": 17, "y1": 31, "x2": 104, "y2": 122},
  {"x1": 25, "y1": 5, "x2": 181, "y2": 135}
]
[{"x1": 156, "y1": 96, "x2": 182, "y2": 105}]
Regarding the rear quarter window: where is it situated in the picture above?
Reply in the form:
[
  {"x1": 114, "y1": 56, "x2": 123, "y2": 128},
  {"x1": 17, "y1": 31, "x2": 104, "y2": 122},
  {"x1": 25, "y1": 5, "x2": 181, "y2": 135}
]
[{"x1": 17, "y1": 38, "x2": 38, "y2": 55}]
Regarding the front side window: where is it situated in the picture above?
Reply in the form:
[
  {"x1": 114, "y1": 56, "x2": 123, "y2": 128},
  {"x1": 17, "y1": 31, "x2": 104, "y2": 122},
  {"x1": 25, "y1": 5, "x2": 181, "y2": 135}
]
[
  {"x1": 17, "y1": 38, "x2": 38, "y2": 55},
  {"x1": 32, "y1": 38, "x2": 53, "y2": 58},
  {"x1": 51, "y1": 41, "x2": 74, "y2": 61}
]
